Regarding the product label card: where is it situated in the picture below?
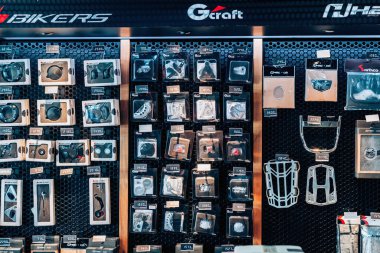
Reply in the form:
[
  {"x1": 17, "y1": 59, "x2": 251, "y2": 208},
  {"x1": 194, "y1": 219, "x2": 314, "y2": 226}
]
[
  {"x1": 306, "y1": 59, "x2": 338, "y2": 70},
  {"x1": 345, "y1": 59, "x2": 380, "y2": 73},
  {"x1": 263, "y1": 66, "x2": 295, "y2": 77}
]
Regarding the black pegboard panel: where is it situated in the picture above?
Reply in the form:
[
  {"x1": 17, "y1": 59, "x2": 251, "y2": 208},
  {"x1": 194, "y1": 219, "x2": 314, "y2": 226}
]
[
  {"x1": 129, "y1": 40, "x2": 253, "y2": 252},
  {"x1": 262, "y1": 40, "x2": 380, "y2": 253},
  {"x1": 0, "y1": 40, "x2": 120, "y2": 251}
]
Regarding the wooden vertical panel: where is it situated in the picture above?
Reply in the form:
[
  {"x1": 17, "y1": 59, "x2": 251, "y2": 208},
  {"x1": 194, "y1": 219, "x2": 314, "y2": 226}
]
[
  {"x1": 253, "y1": 38, "x2": 263, "y2": 245},
  {"x1": 119, "y1": 39, "x2": 130, "y2": 253}
]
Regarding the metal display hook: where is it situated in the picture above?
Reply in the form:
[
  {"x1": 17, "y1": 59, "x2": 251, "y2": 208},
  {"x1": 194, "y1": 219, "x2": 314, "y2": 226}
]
[{"x1": 299, "y1": 115, "x2": 342, "y2": 154}]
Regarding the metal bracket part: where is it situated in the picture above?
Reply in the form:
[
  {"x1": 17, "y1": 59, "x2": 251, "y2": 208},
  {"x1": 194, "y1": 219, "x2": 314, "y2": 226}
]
[
  {"x1": 299, "y1": 115, "x2": 342, "y2": 154},
  {"x1": 306, "y1": 164, "x2": 337, "y2": 206},
  {"x1": 264, "y1": 159, "x2": 300, "y2": 208}
]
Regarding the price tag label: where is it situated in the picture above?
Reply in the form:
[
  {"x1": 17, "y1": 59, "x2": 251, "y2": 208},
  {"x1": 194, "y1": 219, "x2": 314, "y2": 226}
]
[
  {"x1": 275, "y1": 154, "x2": 289, "y2": 162},
  {"x1": 202, "y1": 125, "x2": 216, "y2": 133},
  {"x1": 198, "y1": 202, "x2": 212, "y2": 210},
  {"x1": 45, "y1": 86, "x2": 59, "y2": 94},
  {"x1": 197, "y1": 164, "x2": 211, "y2": 171},
  {"x1": 30, "y1": 167, "x2": 44, "y2": 175},
  {"x1": 232, "y1": 203, "x2": 246, "y2": 212},
  {"x1": 229, "y1": 86, "x2": 243, "y2": 94},
  {"x1": 171, "y1": 125, "x2": 184, "y2": 134},
  {"x1": 233, "y1": 167, "x2": 246, "y2": 175},
  {"x1": 60, "y1": 168, "x2": 74, "y2": 176},
  {"x1": 344, "y1": 212, "x2": 358, "y2": 219},
  {"x1": 92, "y1": 235, "x2": 106, "y2": 243},
  {"x1": 60, "y1": 128, "x2": 74, "y2": 137},
  {"x1": 92, "y1": 46, "x2": 105, "y2": 53},
  {"x1": 307, "y1": 115, "x2": 321, "y2": 125},
  {"x1": 180, "y1": 243, "x2": 194, "y2": 251},
  {"x1": 367, "y1": 51, "x2": 380, "y2": 59},
  {"x1": 139, "y1": 124, "x2": 152, "y2": 133},
  {"x1": 63, "y1": 235, "x2": 77, "y2": 243},
  {"x1": 199, "y1": 86, "x2": 213, "y2": 94},
  {"x1": 366, "y1": 114, "x2": 380, "y2": 123},
  {"x1": 371, "y1": 212, "x2": 380, "y2": 219},
  {"x1": 0, "y1": 238, "x2": 10, "y2": 247},
  {"x1": 200, "y1": 46, "x2": 213, "y2": 54},
  {"x1": 32, "y1": 235, "x2": 46, "y2": 243},
  {"x1": 133, "y1": 164, "x2": 147, "y2": 173},
  {"x1": 166, "y1": 201, "x2": 180, "y2": 208},
  {"x1": 136, "y1": 245, "x2": 151, "y2": 252},
  {"x1": 316, "y1": 49, "x2": 331, "y2": 59},
  {"x1": 0, "y1": 86, "x2": 13, "y2": 95},
  {"x1": 0, "y1": 45, "x2": 13, "y2": 54},
  {"x1": 264, "y1": 108, "x2": 278, "y2": 118},
  {"x1": 229, "y1": 128, "x2": 243, "y2": 136},
  {"x1": 29, "y1": 127, "x2": 44, "y2": 136},
  {"x1": 0, "y1": 168, "x2": 12, "y2": 176},
  {"x1": 134, "y1": 200, "x2": 148, "y2": 209},
  {"x1": 166, "y1": 164, "x2": 180, "y2": 172},
  {"x1": 166, "y1": 85, "x2": 180, "y2": 94},
  {"x1": 0, "y1": 127, "x2": 12, "y2": 135},
  {"x1": 90, "y1": 128, "x2": 105, "y2": 136},
  {"x1": 315, "y1": 153, "x2": 329, "y2": 162},
  {"x1": 91, "y1": 87, "x2": 105, "y2": 96},
  {"x1": 167, "y1": 45, "x2": 181, "y2": 53},
  {"x1": 46, "y1": 45, "x2": 60, "y2": 54},
  {"x1": 135, "y1": 85, "x2": 149, "y2": 94},
  {"x1": 87, "y1": 166, "x2": 102, "y2": 175}
]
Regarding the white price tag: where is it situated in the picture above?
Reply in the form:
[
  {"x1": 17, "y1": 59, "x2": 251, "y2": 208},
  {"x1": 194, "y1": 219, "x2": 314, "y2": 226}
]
[
  {"x1": 366, "y1": 114, "x2": 380, "y2": 123},
  {"x1": 139, "y1": 124, "x2": 152, "y2": 133},
  {"x1": 316, "y1": 49, "x2": 331, "y2": 59},
  {"x1": 197, "y1": 164, "x2": 211, "y2": 171},
  {"x1": 92, "y1": 235, "x2": 106, "y2": 242}
]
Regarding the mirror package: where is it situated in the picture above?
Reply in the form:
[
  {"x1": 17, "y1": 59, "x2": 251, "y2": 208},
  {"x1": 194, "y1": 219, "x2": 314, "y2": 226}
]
[
  {"x1": 163, "y1": 92, "x2": 190, "y2": 122},
  {"x1": 89, "y1": 177, "x2": 111, "y2": 225},
  {"x1": 37, "y1": 99, "x2": 76, "y2": 126},
  {"x1": 0, "y1": 139, "x2": 25, "y2": 162},
  {"x1": 162, "y1": 201, "x2": 188, "y2": 233},
  {"x1": 130, "y1": 201, "x2": 157, "y2": 234},
  {"x1": 162, "y1": 46, "x2": 190, "y2": 82},
  {"x1": 263, "y1": 65, "x2": 295, "y2": 109},
  {"x1": 38, "y1": 58, "x2": 75, "y2": 86},
  {"x1": 32, "y1": 179, "x2": 55, "y2": 226},
  {"x1": 160, "y1": 165, "x2": 188, "y2": 199},
  {"x1": 196, "y1": 128, "x2": 223, "y2": 162},
  {"x1": 175, "y1": 244, "x2": 203, "y2": 253},
  {"x1": 0, "y1": 179, "x2": 22, "y2": 226},
  {"x1": 26, "y1": 139, "x2": 55, "y2": 163},
  {"x1": 223, "y1": 92, "x2": 250, "y2": 122},
  {"x1": 84, "y1": 59, "x2": 121, "y2": 87},
  {"x1": 131, "y1": 50, "x2": 158, "y2": 82},
  {"x1": 192, "y1": 167, "x2": 219, "y2": 199},
  {"x1": 133, "y1": 245, "x2": 162, "y2": 253},
  {"x1": 226, "y1": 48, "x2": 252, "y2": 84},
  {"x1": 345, "y1": 59, "x2": 380, "y2": 110},
  {"x1": 0, "y1": 59, "x2": 31, "y2": 85},
  {"x1": 165, "y1": 128, "x2": 195, "y2": 161},
  {"x1": 228, "y1": 168, "x2": 252, "y2": 202},
  {"x1": 192, "y1": 202, "x2": 219, "y2": 236},
  {"x1": 131, "y1": 91, "x2": 158, "y2": 122},
  {"x1": 225, "y1": 129, "x2": 251, "y2": 163},
  {"x1": 131, "y1": 165, "x2": 157, "y2": 198},
  {"x1": 56, "y1": 139, "x2": 90, "y2": 166},
  {"x1": 226, "y1": 206, "x2": 252, "y2": 238},
  {"x1": 90, "y1": 139, "x2": 117, "y2": 161},
  {"x1": 194, "y1": 48, "x2": 220, "y2": 83},
  {"x1": 193, "y1": 90, "x2": 220, "y2": 122},
  {"x1": 135, "y1": 129, "x2": 161, "y2": 160},
  {"x1": 305, "y1": 59, "x2": 338, "y2": 102},
  {"x1": 0, "y1": 99, "x2": 30, "y2": 126},
  {"x1": 82, "y1": 99, "x2": 120, "y2": 127}
]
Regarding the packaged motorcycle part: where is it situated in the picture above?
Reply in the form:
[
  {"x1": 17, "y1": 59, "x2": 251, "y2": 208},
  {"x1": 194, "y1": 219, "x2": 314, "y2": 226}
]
[
  {"x1": 86, "y1": 237, "x2": 119, "y2": 253},
  {"x1": 130, "y1": 201, "x2": 157, "y2": 234},
  {"x1": 26, "y1": 139, "x2": 55, "y2": 163},
  {"x1": 135, "y1": 129, "x2": 161, "y2": 160},
  {"x1": 0, "y1": 237, "x2": 25, "y2": 252},
  {"x1": 90, "y1": 139, "x2": 117, "y2": 162},
  {"x1": 37, "y1": 99, "x2": 76, "y2": 126},
  {"x1": 165, "y1": 128, "x2": 195, "y2": 161},
  {"x1": 0, "y1": 99, "x2": 30, "y2": 126},
  {"x1": 133, "y1": 245, "x2": 162, "y2": 253},
  {"x1": 264, "y1": 158, "x2": 300, "y2": 208},
  {"x1": 361, "y1": 216, "x2": 380, "y2": 253},
  {"x1": 56, "y1": 139, "x2": 90, "y2": 166},
  {"x1": 263, "y1": 65, "x2": 295, "y2": 109},
  {"x1": 0, "y1": 179, "x2": 22, "y2": 226},
  {"x1": 89, "y1": 177, "x2": 111, "y2": 225},
  {"x1": 196, "y1": 127, "x2": 223, "y2": 162},
  {"x1": 223, "y1": 92, "x2": 251, "y2": 122},
  {"x1": 192, "y1": 167, "x2": 219, "y2": 199},
  {"x1": 162, "y1": 46, "x2": 189, "y2": 82},
  {"x1": 0, "y1": 139, "x2": 25, "y2": 162},
  {"x1": 32, "y1": 179, "x2": 55, "y2": 226},
  {"x1": 160, "y1": 164, "x2": 188, "y2": 199},
  {"x1": 225, "y1": 129, "x2": 251, "y2": 163},
  {"x1": 305, "y1": 59, "x2": 338, "y2": 102},
  {"x1": 226, "y1": 205, "x2": 252, "y2": 238},
  {"x1": 192, "y1": 202, "x2": 219, "y2": 235},
  {"x1": 38, "y1": 58, "x2": 75, "y2": 86},
  {"x1": 193, "y1": 91, "x2": 220, "y2": 122},
  {"x1": 163, "y1": 92, "x2": 190, "y2": 122},
  {"x1": 31, "y1": 235, "x2": 60, "y2": 253},
  {"x1": 162, "y1": 201, "x2": 188, "y2": 233},
  {"x1": 131, "y1": 166, "x2": 157, "y2": 198},
  {"x1": 226, "y1": 47, "x2": 252, "y2": 84},
  {"x1": 131, "y1": 50, "x2": 158, "y2": 82},
  {"x1": 131, "y1": 91, "x2": 158, "y2": 122},
  {"x1": 305, "y1": 164, "x2": 337, "y2": 206},
  {"x1": 84, "y1": 59, "x2": 121, "y2": 87},
  {"x1": 355, "y1": 120, "x2": 380, "y2": 178},
  {"x1": 345, "y1": 59, "x2": 380, "y2": 110},
  {"x1": 82, "y1": 99, "x2": 120, "y2": 127},
  {"x1": 0, "y1": 59, "x2": 31, "y2": 85},
  {"x1": 299, "y1": 115, "x2": 341, "y2": 155},
  {"x1": 337, "y1": 213, "x2": 360, "y2": 253},
  {"x1": 194, "y1": 47, "x2": 221, "y2": 83},
  {"x1": 175, "y1": 244, "x2": 203, "y2": 253},
  {"x1": 228, "y1": 169, "x2": 252, "y2": 202}
]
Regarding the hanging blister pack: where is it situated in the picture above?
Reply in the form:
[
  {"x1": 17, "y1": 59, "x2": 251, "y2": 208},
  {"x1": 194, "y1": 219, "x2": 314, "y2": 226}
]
[
  {"x1": 337, "y1": 213, "x2": 360, "y2": 253},
  {"x1": 0, "y1": 139, "x2": 25, "y2": 162},
  {"x1": 90, "y1": 139, "x2": 117, "y2": 162},
  {"x1": 0, "y1": 59, "x2": 31, "y2": 85},
  {"x1": 89, "y1": 177, "x2": 111, "y2": 225},
  {"x1": 37, "y1": 99, "x2": 76, "y2": 126},
  {"x1": 82, "y1": 99, "x2": 120, "y2": 127},
  {"x1": 223, "y1": 92, "x2": 250, "y2": 122},
  {"x1": 360, "y1": 216, "x2": 380, "y2": 253},
  {"x1": 32, "y1": 179, "x2": 55, "y2": 226},
  {"x1": 163, "y1": 91, "x2": 190, "y2": 122},
  {"x1": 0, "y1": 179, "x2": 22, "y2": 226},
  {"x1": 26, "y1": 139, "x2": 55, "y2": 163},
  {"x1": 194, "y1": 47, "x2": 221, "y2": 83},
  {"x1": 131, "y1": 87, "x2": 158, "y2": 122},
  {"x1": 226, "y1": 47, "x2": 252, "y2": 84},
  {"x1": 193, "y1": 87, "x2": 220, "y2": 122},
  {"x1": 192, "y1": 202, "x2": 219, "y2": 236},
  {"x1": 305, "y1": 59, "x2": 338, "y2": 102},
  {"x1": 226, "y1": 204, "x2": 252, "y2": 238},
  {"x1": 264, "y1": 158, "x2": 300, "y2": 208},
  {"x1": 131, "y1": 164, "x2": 157, "y2": 199},
  {"x1": 135, "y1": 128, "x2": 161, "y2": 160},
  {"x1": 0, "y1": 99, "x2": 30, "y2": 126},
  {"x1": 56, "y1": 139, "x2": 90, "y2": 166},
  {"x1": 38, "y1": 58, "x2": 75, "y2": 86},
  {"x1": 225, "y1": 128, "x2": 251, "y2": 163},
  {"x1": 162, "y1": 46, "x2": 189, "y2": 82},
  {"x1": 165, "y1": 126, "x2": 195, "y2": 161},
  {"x1": 160, "y1": 164, "x2": 188, "y2": 200},
  {"x1": 345, "y1": 59, "x2": 380, "y2": 110},
  {"x1": 84, "y1": 59, "x2": 121, "y2": 87},
  {"x1": 263, "y1": 65, "x2": 295, "y2": 109},
  {"x1": 192, "y1": 165, "x2": 219, "y2": 199},
  {"x1": 130, "y1": 201, "x2": 157, "y2": 234},
  {"x1": 162, "y1": 201, "x2": 188, "y2": 233},
  {"x1": 196, "y1": 126, "x2": 223, "y2": 162},
  {"x1": 131, "y1": 46, "x2": 158, "y2": 82},
  {"x1": 228, "y1": 168, "x2": 252, "y2": 202}
]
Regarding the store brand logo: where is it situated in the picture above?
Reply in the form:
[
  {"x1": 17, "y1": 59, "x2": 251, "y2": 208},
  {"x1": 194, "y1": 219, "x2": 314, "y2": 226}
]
[
  {"x1": 187, "y1": 4, "x2": 243, "y2": 21},
  {"x1": 323, "y1": 3, "x2": 380, "y2": 18},
  {"x1": 358, "y1": 64, "x2": 379, "y2": 72},
  {"x1": 0, "y1": 6, "x2": 112, "y2": 24}
]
